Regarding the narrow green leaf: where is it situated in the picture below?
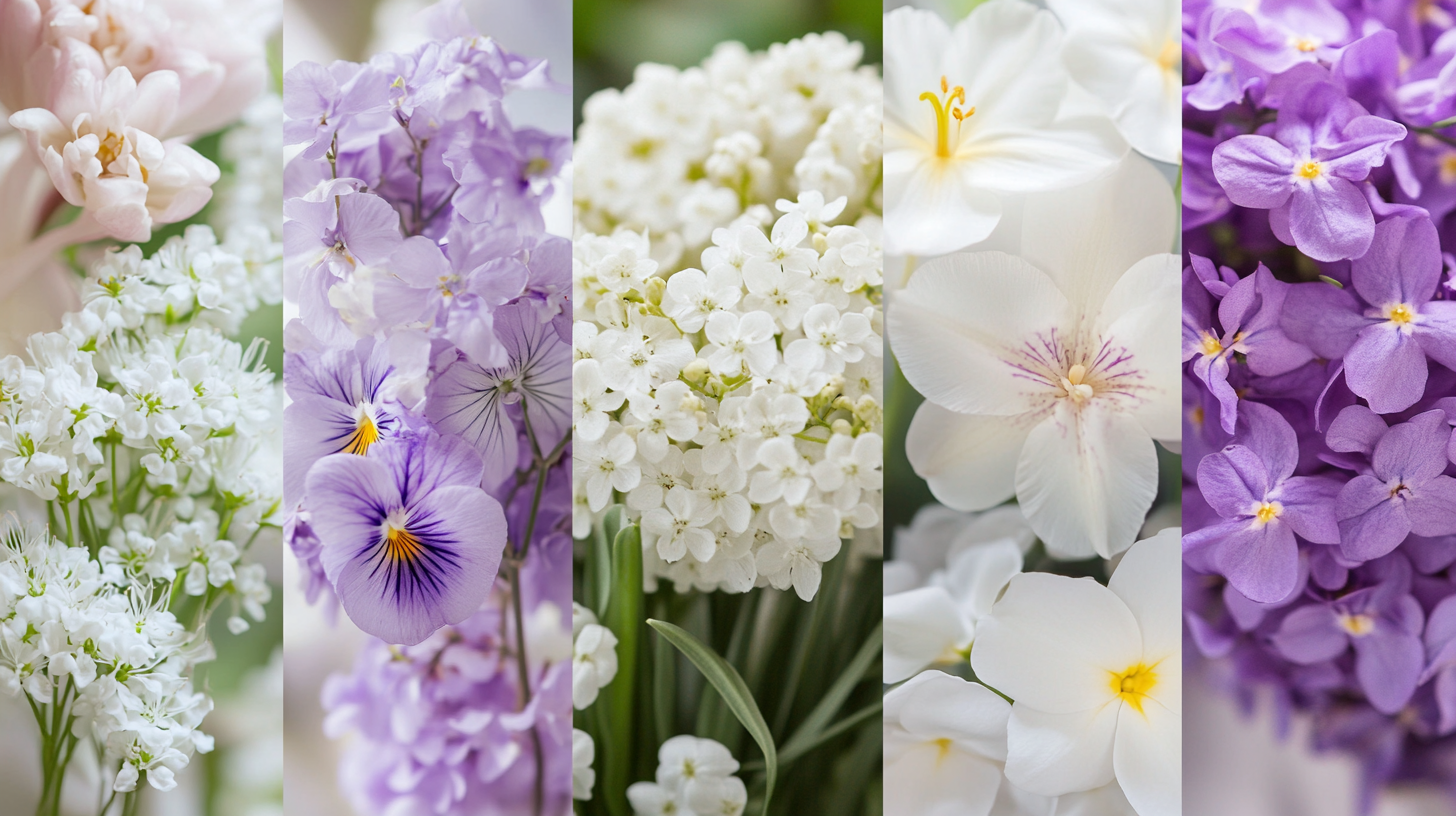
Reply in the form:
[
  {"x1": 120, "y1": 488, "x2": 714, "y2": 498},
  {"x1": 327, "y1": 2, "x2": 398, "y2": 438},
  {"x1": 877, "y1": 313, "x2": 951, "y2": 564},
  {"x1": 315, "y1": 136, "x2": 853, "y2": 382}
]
[
  {"x1": 780, "y1": 623, "x2": 881, "y2": 758},
  {"x1": 652, "y1": 615, "x2": 675, "y2": 749},
  {"x1": 592, "y1": 505, "x2": 626, "y2": 619},
  {"x1": 647, "y1": 619, "x2": 778, "y2": 816},
  {"x1": 601, "y1": 523, "x2": 643, "y2": 816},
  {"x1": 742, "y1": 700, "x2": 882, "y2": 771}
]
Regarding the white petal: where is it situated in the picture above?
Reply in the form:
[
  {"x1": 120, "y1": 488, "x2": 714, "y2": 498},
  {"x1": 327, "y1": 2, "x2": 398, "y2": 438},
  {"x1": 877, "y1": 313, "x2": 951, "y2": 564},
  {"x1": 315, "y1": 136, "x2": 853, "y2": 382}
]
[
  {"x1": 890, "y1": 672, "x2": 1011, "y2": 761},
  {"x1": 949, "y1": 1, "x2": 1068, "y2": 130},
  {"x1": 884, "y1": 588, "x2": 973, "y2": 683},
  {"x1": 943, "y1": 539, "x2": 1023, "y2": 620},
  {"x1": 1113, "y1": 696, "x2": 1181, "y2": 816},
  {"x1": 907, "y1": 404, "x2": 1030, "y2": 512},
  {"x1": 892, "y1": 251, "x2": 1068, "y2": 415},
  {"x1": 971, "y1": 572, "x2": 1141, "y2": 713},
  {"x1": 1107, "y1": 528, "x2": 1182, "y2": 675},
  {"x1": 883, "y1": 150, "x2": 1002, "y2": 257},
  {"x1": 1004, "y1": 703, "x2": 1119, "y2": 797},
  {"x1": 885, "y1": 741, "x2": 1003, "y2": 816},
  {"x1": 1016, "y1": 402, "x2": 1157, "y2": 559},
  {"x1": 1098, "y1": 253, "x2": 1182, "y2": 443},
  {"x1": 1019, "y1": 152, "x2": 1176, "y2": 314},
  {"x1": 884, "y1": 7, "x2": 954, "y2": 129},
  {"x1": 1052, "y1": 781, "x2": 1138, "y2": 816},
  {"x1": 961, "y1": 117, "x2": 1126, "y2": 194}
]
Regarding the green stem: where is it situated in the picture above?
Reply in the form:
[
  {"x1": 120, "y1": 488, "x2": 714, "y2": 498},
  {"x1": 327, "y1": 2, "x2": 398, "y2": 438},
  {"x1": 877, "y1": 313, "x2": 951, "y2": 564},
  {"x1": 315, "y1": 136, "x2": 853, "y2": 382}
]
[{"x1": 507, "y1": 564, "x2": 544, "y2": 816}]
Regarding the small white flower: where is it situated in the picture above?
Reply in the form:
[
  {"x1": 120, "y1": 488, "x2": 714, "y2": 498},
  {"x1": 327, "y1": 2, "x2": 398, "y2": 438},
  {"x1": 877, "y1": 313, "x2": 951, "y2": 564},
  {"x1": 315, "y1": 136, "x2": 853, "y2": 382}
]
[
  {"x1": 662, "y1": 267, "x2": 742, "y2": 332},
  {"x1": 573, "y1": 623, "x2": 620, "y2": 710},
  {"x1": 573, "y1": 359, "x2": 625, "y2": 442},
  {"x1": 574, "y1": 425, "x2": 643, "y2": 512},
  {"x1": 643, "y1": 486, "x2": 715, "y2": 563},
  {"x1": 756, "y1": 536, "x2": 842, "y2": 601},
  {"x1": 573, "y1": 728, "x2": 597, "y2": 800}
]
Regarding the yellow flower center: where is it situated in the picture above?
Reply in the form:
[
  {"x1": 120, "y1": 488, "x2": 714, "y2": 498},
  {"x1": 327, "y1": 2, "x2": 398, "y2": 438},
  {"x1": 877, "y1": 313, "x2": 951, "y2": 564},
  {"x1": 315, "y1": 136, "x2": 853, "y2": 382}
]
[
  {"x1": 1200, "y1": 331, "x2": 1223, "y2": 356},
  {"x1": 1109, "y1": 663, "x2": 1159, "y2": 715},
  {"x1": 342, "y1": 407, "x2": 380, "y2": 455},
  {"x1": 1060, "y1": 363, "x2": 1094, "y2": 403},
  {"x1": 1440, "y1": 153, "x2": 1456, "y2": 185},
  {"x1": 1254, "y1": 501, "x2": 1282, "y2": 525},
  {"x1": 934, "y1": 737, "x2": 954, "y2": 764},
  {"x1": 1386, "y1": 303, "x2": 1415, "y2": 325},
  {"x1": 382, "y1": 519, "x2": 424, "y2": 565},
  {"x1": 1337, "y1": 613, "x2": 1376, "y2": 636},
  {"x1": 1291, "y1": 36, "x2": 1320, "y2": 53},
  {"x1": 1157, "y1": 38, "x2": 1181, "y2": 72},
  {"x1": 919, "y1": 76, "x2": 974, "y2": 159},
  {"x1": 1296, "y1": 160, "x2": 1323, "y2": 180}
]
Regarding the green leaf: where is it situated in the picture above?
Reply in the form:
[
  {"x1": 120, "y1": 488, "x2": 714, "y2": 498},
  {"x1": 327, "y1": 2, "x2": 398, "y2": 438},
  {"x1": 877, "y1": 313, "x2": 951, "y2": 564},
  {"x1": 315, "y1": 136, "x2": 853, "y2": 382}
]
[
  {"x1": 647, "y1": 619, "x2": 777, "y2": 816},
  {"x1": 601, "y1": 523, "x2": 643, "y2": 816},
  {"x1": 779, "y1": 622, "x2": 881, "y2": 759},
  {"x1": 591, "y1": 505, "x2": 625, "y2": 619},
  {"x1": 742, "y1": 700, "x2": 881, "y2": 771}
]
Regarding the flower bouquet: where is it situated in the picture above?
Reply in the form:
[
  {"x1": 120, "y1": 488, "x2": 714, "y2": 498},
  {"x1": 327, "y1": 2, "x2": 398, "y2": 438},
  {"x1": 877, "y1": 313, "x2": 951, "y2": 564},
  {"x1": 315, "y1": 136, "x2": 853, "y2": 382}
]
[
  {"x1": 570, "y1": 30, "x2": 885, "y2": 816},
  {"x1": 0, "y1": 0, "x2": 284, "y2": 811},
  {"x1": 1182, "y1": 0, "x2": 1456, "y2": 809},
  {"x1": 279, "y1": 1, "x2": 574, "y2": 813},
  {"x1": 880, "y1": 1, "x2": 1183, "y2": 815}
]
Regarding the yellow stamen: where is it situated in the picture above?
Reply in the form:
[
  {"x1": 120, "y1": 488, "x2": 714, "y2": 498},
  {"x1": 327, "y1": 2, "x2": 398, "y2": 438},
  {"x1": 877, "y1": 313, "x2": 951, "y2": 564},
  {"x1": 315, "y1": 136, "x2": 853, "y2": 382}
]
[
  {"x1": 1337, "y1": 613, "x2": 1376, "y2": 636},
  {"x1": 919, "y1": 75, "x2": 973, "y2": 159},
  {"x1": 1157, "y1": 39, "x2": 1181, "y2": 72},
  {"x1": 1109, "y1": 663, "x2": 1159, "y2": 715},
  {"x1": 383, "y1": 522, "x2": 423, "y2": 565},
  {"x1": 1254, "y1": 501, "x2": 1282, "y2": 525},
  {"x1": 934, "y1": 737, "x2": 953, "y2": 764},
  {"x1": 1387, "y1": 303, "x2": 1415, "y2": 325},
  {"x1": 1200, "y1": 332, "x2": 1223, "y2": 356},
  {"x1": 1440, "y1": 154, "x2": 1456, "y2": 186},
  {"x1": 1067, "y1": 363, "x2": 1087, "y2": 385},
  {"x1": 341, "y1": 409, "x2": 380, "y2": 455},
  {"x1": 1292, "y1": 36, "x2": 1320, "y2": 53},
  {"x1": 1297, "y1": 160, "x2": 1323, "y2": 180}
]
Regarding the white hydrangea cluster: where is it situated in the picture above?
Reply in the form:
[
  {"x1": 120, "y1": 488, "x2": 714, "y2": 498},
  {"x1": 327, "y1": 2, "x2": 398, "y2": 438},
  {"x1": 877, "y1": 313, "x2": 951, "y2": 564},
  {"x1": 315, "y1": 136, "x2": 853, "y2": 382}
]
[
  {"x1": 627, "y1": 736, "x2": 747, "y2": 816},
  {"x1": 573, "y1": 194, "x2": 883, "y2": 600},
  {"x1": 573, "y1": 32, "x2": 882, "y2": 258},
  {"x1": 0, "y1": 522, "x2": 215, "y2": 793},
  {"x1": 572, "y1": 602, "x2": 619, "y2": 711}
]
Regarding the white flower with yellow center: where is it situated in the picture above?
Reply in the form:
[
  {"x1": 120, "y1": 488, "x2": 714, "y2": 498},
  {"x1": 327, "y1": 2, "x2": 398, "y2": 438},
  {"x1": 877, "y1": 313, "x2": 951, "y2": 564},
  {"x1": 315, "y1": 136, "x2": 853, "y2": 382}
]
[
  {"x1": 882, "y1": 0, "x2": 1125, "y2": 258},
  {"x1": 971, "y1": 528, "x2": 1181, "y2": 816},
  {"x1": 1049, "y1": 0, "x2": 1182, "y2": 164},
  {"x1": 889, "y1": 154, "x2": 1178, "y2": 559}
]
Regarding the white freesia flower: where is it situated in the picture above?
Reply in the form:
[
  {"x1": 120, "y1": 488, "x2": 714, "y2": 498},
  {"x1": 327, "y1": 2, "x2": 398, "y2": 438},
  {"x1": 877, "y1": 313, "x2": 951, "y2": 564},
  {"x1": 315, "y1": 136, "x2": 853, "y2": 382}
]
[
  {"x1": 573, "y1": 728, "x2": 596, "y2": 800},
  {"x1": 572, "y1": 622, "x2": 619, "y2": 710},
  {"x1": 971, "y1": 528, "x2": 1181, "y2": 816},
  {"x1": 1049, "y1": 0, "x2": 1181, "y2": 165},
  {"x1": 9, "y1": 49, "x2": 219, "y2": 243},
  {"x1": 883, "y1": 538, "x2": 1022, "y2": 683},
  {"x1": 626, "y1": 735, "x2": 747, "y2": 816},
  {"x1": 890, "y1": 154, "x2": 1178, "y2": 559},
  {"x1": 882, "y1": 1, "x2": 1124, "y2": 257}
]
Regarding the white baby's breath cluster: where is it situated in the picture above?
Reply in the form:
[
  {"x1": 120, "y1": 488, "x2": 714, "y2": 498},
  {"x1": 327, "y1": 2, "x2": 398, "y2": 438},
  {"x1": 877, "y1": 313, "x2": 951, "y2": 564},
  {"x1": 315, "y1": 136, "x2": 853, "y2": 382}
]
[
  {"x1": 0, "y1": 522, "x2": 215, "y2": 793},
  {"x1": 573, "y1": 32, "x2": 882, "y2": 258},
  {"x1": 627, "y1": 736, "x2": 747, "y2": 816},
  {"x1": 0, "y1": 227, "x2": 281, "y2": 795},
  {"x1": 572, "y1": 194, "x2": 883, "y2": 600}
]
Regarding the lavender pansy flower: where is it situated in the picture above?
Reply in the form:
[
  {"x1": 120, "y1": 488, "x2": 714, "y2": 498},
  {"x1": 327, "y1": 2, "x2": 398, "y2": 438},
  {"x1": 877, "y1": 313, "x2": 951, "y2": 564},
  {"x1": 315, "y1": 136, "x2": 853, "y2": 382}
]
[
  {"x1": 1284, "y1": 215, "x2": 1456, "y2": 414},
  {"x1": 1272, "y1": 556, "x2": 1425, "y2": 715},
  {"x1": 306, "y1": 432, "x2": 507, "y2": 645},
  {"x1": 1184, "y1": 401, "x2": 1341, "y2": 603},
  {"x1": 1212, "y1": 79, "x2": 1407, "y2": 261},
  {"x1": 1336, "y1": 409, "x2": 1456, "y2": 562}
]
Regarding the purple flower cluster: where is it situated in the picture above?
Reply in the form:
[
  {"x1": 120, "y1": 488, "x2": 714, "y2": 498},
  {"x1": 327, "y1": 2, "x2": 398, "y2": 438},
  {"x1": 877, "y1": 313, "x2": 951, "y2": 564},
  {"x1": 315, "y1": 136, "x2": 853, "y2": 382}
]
[
  {"x1": 280, "y1": 1, "x2": 572, "y2": 812},
  {"x1": 1183, "y1": 0, "x2": 1456, "y2": 807}
]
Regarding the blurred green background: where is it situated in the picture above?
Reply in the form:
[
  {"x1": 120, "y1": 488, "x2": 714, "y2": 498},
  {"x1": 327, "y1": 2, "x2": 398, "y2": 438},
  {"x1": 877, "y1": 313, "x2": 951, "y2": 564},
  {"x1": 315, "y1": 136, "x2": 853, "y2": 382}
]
[{"x1": 573, "y1": 0, "x2": 880, "y2": 128}]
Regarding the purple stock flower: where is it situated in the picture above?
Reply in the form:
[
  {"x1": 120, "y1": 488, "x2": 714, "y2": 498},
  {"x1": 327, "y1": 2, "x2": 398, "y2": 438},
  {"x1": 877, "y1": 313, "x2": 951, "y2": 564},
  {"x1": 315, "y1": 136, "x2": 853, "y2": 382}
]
[
  {"x1": 282, "y1": 60, "x2": 391, "y2": 160},
  {"x1": 1421, "y1": 595, "x2": 1456, "y2": 734},
  {"x1": 1185, "y1": 401, "x2": 1341, "y2": 602},
  {"x1": 306, "y1": 431, "x2": 507, "y2": 645},
  {"x1": 1212, "y1": 79, "x2": 1407, "y2": 261},
  {"x1": 1283, "y1": 215, "x2": 1456, "y2": 414},
  {"x1": 1212, "y1": 0, "x2": 1353, "y2": 74},
  {"x1": 1334, "y1": 409, "x2": 1456, "y2": 561},
  {"x1": 1272, "y1": 556, "x2": 1426, "y2": 715}
]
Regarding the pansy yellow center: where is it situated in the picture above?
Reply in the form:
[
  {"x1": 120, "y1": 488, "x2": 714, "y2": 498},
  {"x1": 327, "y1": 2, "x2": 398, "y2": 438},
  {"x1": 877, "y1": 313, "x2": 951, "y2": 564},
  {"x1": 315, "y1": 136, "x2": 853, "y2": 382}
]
[
  {"x1": 919, "y1": 75, "x2": 974, "y2": 159},
  {"x1": 1386, "y1": 303, "x2": 1415, "y2": 325},
  {"x1": 1337, "y1": 613, "x2": 1376, "y2": 636},
  {"x1": 1296, "y1": 160, "x2": 1323, "y2": 180},
  {"x1": 1253, "y1": 501, "x2": 1282, "y2": 525},
  {"x1": 1200, "y1": 331, "x2": 1223, "y2": 356},
  {"x1": 343, "y1": 405, "x2": 380, "y2": 455},
  {"x1": 381, "y1": 512, "x2": 423, "y2": 565},
  {"x1": 1109, "y1": 663, "x2": 1158, "y2": 715}
]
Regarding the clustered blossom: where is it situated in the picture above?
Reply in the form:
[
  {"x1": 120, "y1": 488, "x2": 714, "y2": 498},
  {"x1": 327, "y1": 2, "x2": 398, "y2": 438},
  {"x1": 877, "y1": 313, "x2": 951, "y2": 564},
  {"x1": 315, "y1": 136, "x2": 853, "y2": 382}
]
[
  {"x1": 881, "y1": 503, "x2": 1178, "y2": 816},
  {"x1": 281, "y1": 1, "x2": 572, "y2": 812},
  {"x1": 572, "y1": 36, "x2": 882, "y2": 604},
  {"x1": 0, "y1": 222, "x2": 282, "y2": 795},
  {"x1": 625, "y1": 736, "x2": 748, "y2": 816},
  {"x1": 1183, "y1": 0, "x2": 1456, "y2": 807},
  {"x1": 573, "y1": 32, "x2": 881, "y2": 262}
]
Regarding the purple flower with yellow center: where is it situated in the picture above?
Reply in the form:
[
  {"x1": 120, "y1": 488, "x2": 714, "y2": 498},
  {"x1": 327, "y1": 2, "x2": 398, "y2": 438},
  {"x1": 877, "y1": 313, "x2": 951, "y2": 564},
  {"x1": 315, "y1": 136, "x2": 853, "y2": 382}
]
[
  {"x1": 1211, "y1": 79, "x2": 1406, "y2": 261},
  {"x1": 1271, "y1": 556, "x2": 1425, "y2": 715},
  {"x1": 283, "y1": 336, "x2": 404, "y2": 508},
  {"x1": 1184, "y1": 401, "x2": 1341, "y2": 603},
  {"x1": 1335, "y1": 409, "x2": 1456, "y2": 562},
  {"x1": 1282, "y1": 214, "x2": 1456, "y2": 414},
  {"x1": 307, "y1": 431, "x2": 507, "y2": 645}
]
